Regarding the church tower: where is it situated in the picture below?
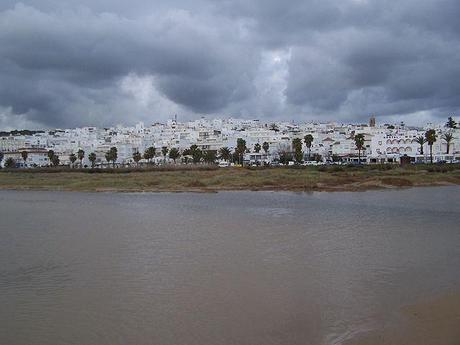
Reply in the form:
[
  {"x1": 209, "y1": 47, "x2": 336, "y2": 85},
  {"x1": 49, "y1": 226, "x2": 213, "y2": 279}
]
[{"x1": 369, "y1": 116, "x2": 376, "y2": 127}]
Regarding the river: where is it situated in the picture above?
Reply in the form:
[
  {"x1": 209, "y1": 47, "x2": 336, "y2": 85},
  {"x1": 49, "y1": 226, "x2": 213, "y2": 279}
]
[{"x1": 1, "y1": 187, "x2": 459, "y2": 345}]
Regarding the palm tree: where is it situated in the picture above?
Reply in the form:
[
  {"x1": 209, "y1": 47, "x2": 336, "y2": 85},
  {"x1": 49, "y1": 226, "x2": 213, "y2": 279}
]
[
  {"x1": 168, "y1": 148, "x2": 180, "y2": 163},
  {"x1": 446, "y1": 116, "x2": 457, "y2": 129},
  {"x1": 304, "y1": 134, "x2": 314, "y2": 160},
  {"x1": 219, "y1": 147, "x2": 231, "y2": 161},
  {"x1": 262, "y1": 142, "x2": 269, "y2": 154},
  {"x1": 143, "y1": 146, "x2": 156, "y2": 164},
  {"x1": 203, "y1": 150, "x2": 217, "y2": 164},
  {"x1": 105, "y1": 147, "x2": 118, "y2": 167},
  {"x1": 47, "y1": 150, "x2": 59, "y2": 167},
  {"x1": 425, "y1": 129, "x2": 437, "y2": 164},
  {"x1": 292, "y1": 138, "x2": 303, "y2": 163},
  {"x1": 105, "y1": 151, "x2": 112, "y2": 167},
  {"x1": 88, "y1": 152, "x2": 97, "y2": 168},
  {"x1": 415, "y1": 136, "x2": 426, "y2": 155},
  {"x1": 161, "y1": 146, "x2": 169, "y2": 163},
  {"x1": 279, "y1": 151, "x2": 293, "y2": 165},
  {"x1": 77, "y1": 149, "x2": 85, "y2": 167},
  {"x1": 269, "y1": 123, "x2": 279, "y2": 132},
  {"x1": 47, "y1": 150, "x2": 55, "y2": 166},
  {"x1": 5, "y1": 157, "x2": 15, "y2": 168},
  {"x1": 51, "y1": 154, "x2": 60, "y2": 167},
  {"x1": 236, "y1": 138, "x2": 247, "y2": 164},
  {"x1": 111, "y1": 147, "x2": 118, "y2": 167},
  {"x1": 254, "y1": 143, "x2": 261, "y2": 153},
  {"x1": 442, "y1": 132, "x2": 454, "y2": 154},
  {"x1": 20, "y1": 151, "x2": 28, "y2": 167},
  {"x1": 132, "y1": 151, "x2": 142, "y2": 166},
  {"x1": 188, "y1": 145, "x2": 203, "y2": 164},
  {"x1": 69, "y1": 153, "x2": 77, "y2": 168},
  {"x1": 354, "y1": 133, "x2": 365, "y2": 164},
  {"x1": 236, "y1": 138, "x2": 247, "y2": 153}
]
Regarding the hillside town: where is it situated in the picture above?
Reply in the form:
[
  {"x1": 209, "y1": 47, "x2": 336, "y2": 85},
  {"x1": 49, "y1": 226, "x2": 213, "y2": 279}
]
[{"x1": 1, "y1": 116, "x2": 459, "y2": 168}]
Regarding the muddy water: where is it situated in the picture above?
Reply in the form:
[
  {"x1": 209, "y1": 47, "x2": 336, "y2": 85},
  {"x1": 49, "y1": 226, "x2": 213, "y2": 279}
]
[{"x1": 1, "y1": 187, "x2": 459, "y2": 345}]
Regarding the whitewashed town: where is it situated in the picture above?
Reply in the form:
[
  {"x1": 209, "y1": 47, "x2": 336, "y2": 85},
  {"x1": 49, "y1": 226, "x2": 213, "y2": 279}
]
[{"x1": 1, "y1": 115, "x2": 459, "y2": 168}]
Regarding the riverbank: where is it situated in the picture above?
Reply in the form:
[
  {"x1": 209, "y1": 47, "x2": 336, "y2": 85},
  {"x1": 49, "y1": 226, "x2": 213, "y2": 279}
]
[{"x1": 1, "y1": 164, "x2": 460, "y2": 192}]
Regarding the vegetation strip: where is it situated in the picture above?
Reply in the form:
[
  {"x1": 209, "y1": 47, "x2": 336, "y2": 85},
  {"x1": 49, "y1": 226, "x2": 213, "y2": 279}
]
[{"x1": 1, "y1": 165, "x2": 459, "y2": 193}]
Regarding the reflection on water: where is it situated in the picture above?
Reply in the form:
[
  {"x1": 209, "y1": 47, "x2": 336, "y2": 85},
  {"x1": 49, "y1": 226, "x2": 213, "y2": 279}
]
[{"x1": 1, "y1": 187, "x2": 460, "y2": 345}]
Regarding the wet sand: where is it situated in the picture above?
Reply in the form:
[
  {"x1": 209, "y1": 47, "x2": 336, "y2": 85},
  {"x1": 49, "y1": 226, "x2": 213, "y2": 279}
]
[{"x1": 346, "y1": 291, "x2": 460, "y2": 345}]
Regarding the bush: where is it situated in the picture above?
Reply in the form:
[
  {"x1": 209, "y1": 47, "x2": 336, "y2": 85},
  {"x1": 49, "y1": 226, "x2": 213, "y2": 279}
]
[
  {"x1": 4, "y1": 157, "x2": 16, "y2": 168},
  {"x1": 0, "y1": 165, "x2": 220, "y2": 174},
  {"x1": 329, "y1": 165, "x2": 345, "y2": 172},
  {"x1": 368, "y1": 164, "x2": 395, "y2": 171},
  {"x1": 427, "y1": 166, "x2": 449, "y2": 173},
  {"x1": 345, "y1": 164, "x2": 364, "y2": 170}
]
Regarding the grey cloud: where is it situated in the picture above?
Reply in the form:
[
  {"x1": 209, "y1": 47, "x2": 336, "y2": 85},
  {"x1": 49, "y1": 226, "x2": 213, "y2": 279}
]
[
  {"x1": 283, "y1": 13, "x2": 460, "y2": 120},
  {"x1": 0, "y1": 3, "x2": 259, "y2": 127},
  {"x1": 0, "y1": 0, "x2": 460, "y2": 128}
]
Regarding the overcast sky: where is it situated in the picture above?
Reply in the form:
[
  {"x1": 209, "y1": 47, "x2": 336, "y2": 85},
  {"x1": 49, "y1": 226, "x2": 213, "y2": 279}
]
[{"x1": 1, "y1": 0, "x2": 459, "y2": 129}]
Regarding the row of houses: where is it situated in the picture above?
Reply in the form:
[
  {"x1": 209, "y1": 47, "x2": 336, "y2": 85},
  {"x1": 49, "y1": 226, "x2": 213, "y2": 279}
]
[{"x1": 1, "y1": 117, "x2": 459, "y2": 167}]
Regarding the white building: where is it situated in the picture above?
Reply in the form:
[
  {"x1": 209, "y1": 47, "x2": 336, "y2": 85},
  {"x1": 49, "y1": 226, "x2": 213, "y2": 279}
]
[{"x1": 1, "y1": 117, "x2": 460, "y2": 167}]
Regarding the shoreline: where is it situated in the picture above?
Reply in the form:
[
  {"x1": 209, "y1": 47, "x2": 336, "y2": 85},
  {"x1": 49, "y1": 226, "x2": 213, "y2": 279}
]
[
  {"x1": 0, "y1": 181, "x2": 458, "y2": 194},
  {"x1": 1, "y1": 165, "x2": 459, "y2": 193}
]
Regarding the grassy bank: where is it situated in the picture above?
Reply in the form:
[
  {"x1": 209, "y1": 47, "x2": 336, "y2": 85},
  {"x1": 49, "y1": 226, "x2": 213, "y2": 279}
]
[{"x1": 1, "y1": 164, "x2": 460, "y2": 192}]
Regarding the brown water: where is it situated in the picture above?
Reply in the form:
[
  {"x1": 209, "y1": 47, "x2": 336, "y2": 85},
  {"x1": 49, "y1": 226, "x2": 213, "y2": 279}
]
[{"x1": 1, "y1": 188, "x2": 460, "y2": 345}]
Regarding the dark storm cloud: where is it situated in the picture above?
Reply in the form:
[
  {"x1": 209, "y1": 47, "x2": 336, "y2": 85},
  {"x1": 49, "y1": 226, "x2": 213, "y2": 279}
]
[
  {"x1": 0, "y1": 2, "x2": 259, "y2": 127},
  {"x1": 0, "y1": 0, "x2": 459, "y2": 128}
]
